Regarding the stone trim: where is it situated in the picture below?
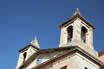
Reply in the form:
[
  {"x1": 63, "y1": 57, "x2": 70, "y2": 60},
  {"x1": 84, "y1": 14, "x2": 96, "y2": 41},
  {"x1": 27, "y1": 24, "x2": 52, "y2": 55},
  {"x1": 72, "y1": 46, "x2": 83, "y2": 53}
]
[
  {"x1": 32, "y1": 48, "x2": 76, "y2": 69},
  {"x1": 59, "y1": 14, "x2": 95, "y2": 29},
  {"x1": 32, "y1": 47, "x2": 104, "y2": 69},
  {"x1": 19, "y1": 46, "x2": 76, "y2": 69},
  {"x1": 19, "y1": 46, "x2": 104, "y2": 69},
  {"x1": 19, "y1": 44, "x2": 40, "y2": 52}
]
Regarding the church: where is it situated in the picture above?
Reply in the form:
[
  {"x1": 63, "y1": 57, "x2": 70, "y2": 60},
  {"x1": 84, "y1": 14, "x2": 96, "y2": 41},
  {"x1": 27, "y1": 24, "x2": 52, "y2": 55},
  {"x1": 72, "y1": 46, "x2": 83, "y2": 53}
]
[{"x1": 16, "y1": 8, "x2": 104, "y2": 69}]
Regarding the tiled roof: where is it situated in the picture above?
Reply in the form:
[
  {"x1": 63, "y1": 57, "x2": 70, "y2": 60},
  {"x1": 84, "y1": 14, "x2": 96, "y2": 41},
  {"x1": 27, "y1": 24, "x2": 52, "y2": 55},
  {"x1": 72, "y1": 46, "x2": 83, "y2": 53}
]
[{"x1": 99, "y1": 51, "x2": 104, "y2": 57}]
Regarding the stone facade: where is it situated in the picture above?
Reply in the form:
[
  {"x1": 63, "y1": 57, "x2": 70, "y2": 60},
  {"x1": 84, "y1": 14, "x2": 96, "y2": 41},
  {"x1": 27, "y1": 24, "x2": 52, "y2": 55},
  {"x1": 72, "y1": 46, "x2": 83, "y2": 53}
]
[
  {"x1": 59, "y1": 11, "x2": 97, "y2": 57},
  {"x1": 16, "y1": 46, "x2": 38, "y2": 69},
  {"x1": 16, "y1": 8, "x2": 104, "y2": 69},
  {"x1": 16, "y1": 37, "x2": 40, "y2": 69},
  {"x1": 40, "y1": 53, "x2": 100, "y2": 69},
  {"x1": 26, "y1": 50, "x2": 68, "y2": 69}
]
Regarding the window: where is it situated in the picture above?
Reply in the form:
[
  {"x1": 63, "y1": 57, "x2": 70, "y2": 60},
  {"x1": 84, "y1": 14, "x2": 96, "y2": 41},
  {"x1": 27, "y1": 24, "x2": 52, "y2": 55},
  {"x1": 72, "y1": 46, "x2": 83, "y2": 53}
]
[
  {"x1": 85, "y1": 67, "x2": 88, "y2": 69},
  {"x1": 60, "y1": 65, "x2": 67, "y2": 69},
  {"x1": 67, "y1": 26, "x2": 73, "y2": 42},
  {"x1": 81, "y1": 26, "x2": 87, "y2": 43},
  {"x1": 23, "y1": 52, "x2": 27, "y2": 63},
  {"x1": 36, "y1": 56, "x2": 42, "y2": 64}
]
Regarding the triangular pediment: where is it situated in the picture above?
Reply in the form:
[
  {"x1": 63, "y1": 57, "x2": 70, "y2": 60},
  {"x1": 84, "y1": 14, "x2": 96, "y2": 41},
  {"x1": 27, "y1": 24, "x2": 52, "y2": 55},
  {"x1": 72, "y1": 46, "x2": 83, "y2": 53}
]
[
  {"x1": 32, "y1": 46, "x2": 104, "y2": 69},
  {"x1": 19, "y1": 36, "x2": 40, "y2": 52},
  {"x1": 19, "y1": 44, "x2": 40, "y2": 52},
  {"x1": 59, "y1": 8, "x2": 95, "y2": 29}
]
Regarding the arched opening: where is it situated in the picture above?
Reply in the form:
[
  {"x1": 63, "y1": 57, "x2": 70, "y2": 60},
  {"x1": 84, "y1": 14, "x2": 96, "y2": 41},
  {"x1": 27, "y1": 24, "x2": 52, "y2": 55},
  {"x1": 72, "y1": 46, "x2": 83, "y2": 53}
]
[
  {"x1": 36, "y1": 56, "x2": 42, "y2": 64},
  {"x1": 81, "y1": 26, "x2": 87, "y2": 43},
  {"x1": 23, "y1": 52, "x2": 27, "y2": 63},
  {"x1": 67, "y1": 26, "x2": 73, "y2": 42}
]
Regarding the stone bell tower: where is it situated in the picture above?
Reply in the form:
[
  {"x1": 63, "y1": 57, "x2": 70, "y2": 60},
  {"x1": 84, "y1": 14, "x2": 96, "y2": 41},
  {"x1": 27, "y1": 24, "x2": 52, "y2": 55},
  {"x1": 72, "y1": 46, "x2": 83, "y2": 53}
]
[
  {"x1": 16, "y1": 8, "x2": 104, "y2": 69},
  {"x1": 16, "y1": 36, "x2": 40, "y2": 69},
  {"x1": 59, "y1": 8, "x2": 97, "y2": 56}
]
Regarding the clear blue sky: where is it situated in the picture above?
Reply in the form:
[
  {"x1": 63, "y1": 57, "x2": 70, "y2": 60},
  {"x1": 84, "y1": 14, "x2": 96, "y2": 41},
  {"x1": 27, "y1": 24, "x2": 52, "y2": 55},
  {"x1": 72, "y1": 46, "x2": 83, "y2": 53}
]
[{"x1": 0, "y1": 0, "x2": 104, "y2": 69}]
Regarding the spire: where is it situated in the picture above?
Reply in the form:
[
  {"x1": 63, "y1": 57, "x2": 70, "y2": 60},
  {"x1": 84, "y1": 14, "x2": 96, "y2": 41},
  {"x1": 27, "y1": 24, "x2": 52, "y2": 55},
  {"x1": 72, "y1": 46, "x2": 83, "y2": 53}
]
[
  {"x1": 73, "y1": 8, "x2": 81, "y2": 15},
  {"x1": 30, "y1": 36, "x2": 40, "y2": 49}
]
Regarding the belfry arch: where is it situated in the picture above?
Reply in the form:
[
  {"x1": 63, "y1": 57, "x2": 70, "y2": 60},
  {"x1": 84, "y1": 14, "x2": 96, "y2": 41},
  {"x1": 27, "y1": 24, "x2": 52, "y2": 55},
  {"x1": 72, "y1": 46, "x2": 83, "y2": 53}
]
[
  {"x1": 23, "y1": 52, "x2": 27, "y2": 62},
  {"x1": 81, "y1": 26, "x2": 88, "y2": 43},
  {"x1": 67, "y1": 26, "x2": 73, "y2": 42}
]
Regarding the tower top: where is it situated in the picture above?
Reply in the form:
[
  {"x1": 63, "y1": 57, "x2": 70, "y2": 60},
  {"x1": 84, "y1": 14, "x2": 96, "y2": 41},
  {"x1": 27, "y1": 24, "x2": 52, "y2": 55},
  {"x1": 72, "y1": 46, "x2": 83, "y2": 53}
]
[
  {"x1": 19, "y1": 36, "x2": 40, "y2": 52},
  {"x1": 59, "y1": 8, "x2": 95, "y2": 29},
  {"x1": 59, "y1": 8, "x2": 98, "y2": 56},
  {"x1": 73, "y1": 8, "x2": 80, "y2": 15},
  {"x1": 30, "y1": 36, "x2": 40, "y2": 49}
]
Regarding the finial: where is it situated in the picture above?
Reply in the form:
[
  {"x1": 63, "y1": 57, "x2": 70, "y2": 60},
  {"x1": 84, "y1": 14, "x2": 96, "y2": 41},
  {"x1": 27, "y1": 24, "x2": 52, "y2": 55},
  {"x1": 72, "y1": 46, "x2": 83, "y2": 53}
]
[
  {"x1": 73, "y1": 8, "x2": 80, "y2": 15},
  {"x1": 30, "y1": 36, "x2": 40, "y2": 48}
]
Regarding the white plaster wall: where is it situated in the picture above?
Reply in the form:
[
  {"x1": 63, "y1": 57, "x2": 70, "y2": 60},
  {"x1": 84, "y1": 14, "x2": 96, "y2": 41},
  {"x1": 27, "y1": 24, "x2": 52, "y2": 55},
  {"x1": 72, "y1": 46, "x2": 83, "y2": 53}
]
[
  {"x1": 75, "y1": 53, "x2": 99, "y2": 69},
  {"x1": 16, "y1": 46, "x2": 37, "y2": 69},
  {"x1": 52, "y1": 54, "x2": 77, "y2": 69},
  {"x1": 26, "y1": 46, "x2": 37, "y2": 60},
  {"x1": 26, "y1": 51, "x2": 67, "y2": 69},
  {"x1": 59, "y1": 18, "x2": 94, "y2": 48},
  {"x1": 16, "y1": 53, "x2": 24, "y2": 69},
  {"x1": 73, "y1": 18, "x2": 81, "y2": 41},
  {"x1": 42, "y1": 52, "x2": 100, "y2": 69},
  {"x1": 59, "y1": 18, "x2": 98, "y2": 57},
  {"x1": 59, "y1": 24, "x2": 73, "y2": 47}
]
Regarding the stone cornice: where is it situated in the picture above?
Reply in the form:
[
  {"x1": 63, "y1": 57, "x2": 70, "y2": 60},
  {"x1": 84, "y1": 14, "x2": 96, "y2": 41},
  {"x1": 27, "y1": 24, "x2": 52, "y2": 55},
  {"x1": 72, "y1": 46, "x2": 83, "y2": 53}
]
[
  {"x1": 59, "y1": 13, "x2": 95, "y2": 29},
  {"x1": 19, "y1": 44, "x2": 40, "y2": 52},
  {"x1": 19, "y1": 46, "x2": 104, "y2": 69}
]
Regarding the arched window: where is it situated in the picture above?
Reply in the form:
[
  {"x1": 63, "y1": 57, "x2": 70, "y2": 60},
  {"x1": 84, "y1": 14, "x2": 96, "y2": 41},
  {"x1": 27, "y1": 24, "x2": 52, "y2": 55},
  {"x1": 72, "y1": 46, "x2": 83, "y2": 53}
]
[
  {"x1": 23, "y1": 52, "x2": 27, "y2": 62},
  {"x1": 81, "y1": 26, "x2": 87, "y2": 43},
  {"x1": 36, "y1": 56, "x2": 42, "y2": 64},
  {"x1": 67, "y1": 26, "x2": 73, "y2": 42}
]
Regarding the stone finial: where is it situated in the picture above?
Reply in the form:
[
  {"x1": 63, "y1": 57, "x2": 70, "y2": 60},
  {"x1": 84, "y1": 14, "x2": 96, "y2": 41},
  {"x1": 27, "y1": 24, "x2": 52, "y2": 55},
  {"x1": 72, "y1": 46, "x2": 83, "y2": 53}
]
[
  {"x1": 73, "y1": 8, "x2": 80, "y2": 15},
  {"x1": 30, "y1": 36, "x2": 40, "y2": 49}
]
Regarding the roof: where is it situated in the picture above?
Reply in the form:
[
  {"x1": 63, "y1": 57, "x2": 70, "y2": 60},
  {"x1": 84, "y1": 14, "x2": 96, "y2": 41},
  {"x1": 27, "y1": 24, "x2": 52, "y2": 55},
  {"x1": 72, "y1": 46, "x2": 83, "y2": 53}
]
[
  {"x1": 99, "y1": 51, "x2": 104, "y2": 57},
  {"x1": 59, "y1": 9, "x2": 95, "y2": 29},
  {"x1": 19, "y1": 44, "x2": 40, "y2": 52},
  {"x1": 18, "y1": 46, "x2": 76, "y2": 69},
  {"x1": 32, "y1": 46, "x2": 104, "y2": 69},
  {"x1": 19, "y1": 36, "x2": 40, "y2": 52},
  {"x1": 19, "y1": 46, "x2": 104, "y2": 69}
]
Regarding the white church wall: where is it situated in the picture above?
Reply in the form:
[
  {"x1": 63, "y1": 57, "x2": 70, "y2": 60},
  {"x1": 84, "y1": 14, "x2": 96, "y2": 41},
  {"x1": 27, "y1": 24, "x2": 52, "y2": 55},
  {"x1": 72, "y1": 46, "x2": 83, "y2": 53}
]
[
  {"x1": 26, "y1": 46, "x2": 37, "y2": 60},
  {"x1": 41, "y1": 52, "x2": 100, "y2": 69},
  {"x1": 53, "y1": 54, "x2": 77, "y2": 69},
  {"x1": 26, "y1": 50, "x2": 67, "y2": 69},
  {"x1": 16, "y1": 53, "x2": 24, "y2": 69},
  {"x1": 16, "y1": 46, "x2": 37, "y2": 69},
  {"x1": 75, "y1": 53, "x2": 99, "y2": 69}
]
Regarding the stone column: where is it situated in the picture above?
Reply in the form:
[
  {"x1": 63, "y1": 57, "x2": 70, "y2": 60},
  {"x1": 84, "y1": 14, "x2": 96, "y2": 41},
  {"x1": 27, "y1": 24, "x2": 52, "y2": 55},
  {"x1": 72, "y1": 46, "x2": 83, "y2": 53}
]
[
  {"x1": 59, "y1": 27, "x2": 67, "y2": 47},
  {"x1": 72, "y1": 19, "x2": 81, "y2": 41},
  {"x1": 87, "y1": 28, "x2": 94, "y2": 49}
]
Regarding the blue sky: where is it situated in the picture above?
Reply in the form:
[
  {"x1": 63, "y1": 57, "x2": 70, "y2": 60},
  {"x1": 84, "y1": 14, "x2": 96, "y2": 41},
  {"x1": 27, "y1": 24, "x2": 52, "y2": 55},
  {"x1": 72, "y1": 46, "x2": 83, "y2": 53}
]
[{"x1": 0, "y1": 0, "x2": 104, "y2": 69}]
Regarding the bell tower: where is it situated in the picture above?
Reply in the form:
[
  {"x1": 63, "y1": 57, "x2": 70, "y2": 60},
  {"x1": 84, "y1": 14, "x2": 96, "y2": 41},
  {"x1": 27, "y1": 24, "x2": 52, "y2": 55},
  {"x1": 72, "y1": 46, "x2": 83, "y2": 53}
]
[
  {"x1": 59, "y1": 8, "x2": 97, "y2": 56},
  {"x1": 16, "y1": 36, "x2": 40, "y2": 69}
]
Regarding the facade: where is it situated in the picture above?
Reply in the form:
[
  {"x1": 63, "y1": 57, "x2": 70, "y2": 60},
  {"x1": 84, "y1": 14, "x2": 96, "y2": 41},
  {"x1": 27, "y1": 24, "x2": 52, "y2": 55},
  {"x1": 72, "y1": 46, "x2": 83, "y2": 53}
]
[{"x1": 16, "y1": 8, "x2": 104, "y2": 69}]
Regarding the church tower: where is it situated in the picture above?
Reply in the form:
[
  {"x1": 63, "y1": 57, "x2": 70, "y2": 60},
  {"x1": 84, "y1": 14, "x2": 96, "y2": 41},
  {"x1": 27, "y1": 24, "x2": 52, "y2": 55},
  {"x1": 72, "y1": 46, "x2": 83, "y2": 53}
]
[
  {"x1": 59, "y1": 8, "x2": 97, "y2": 56},
  {"x1": 16, "y1": 36, "x2": 40, "y2": 69},
  {"x1": 16, "y1": 8, "x2": 104, "y2": 69}
]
